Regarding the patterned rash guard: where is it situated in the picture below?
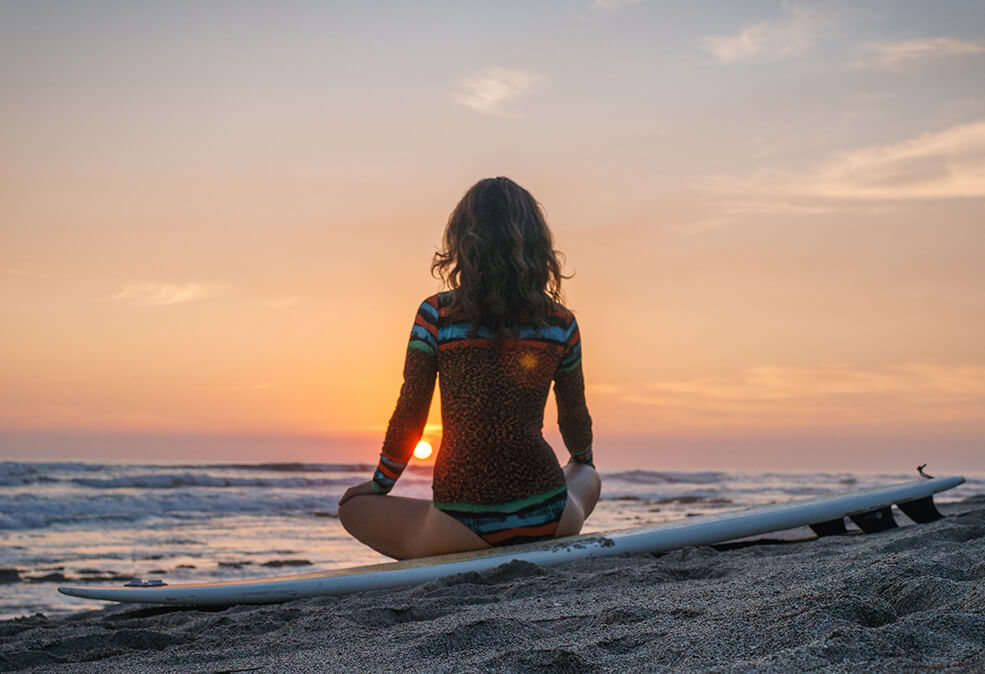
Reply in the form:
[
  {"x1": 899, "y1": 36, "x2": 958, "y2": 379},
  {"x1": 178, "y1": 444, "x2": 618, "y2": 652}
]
[{"x1": 370, "y1": 291, "x2": 594, "y2": 545}]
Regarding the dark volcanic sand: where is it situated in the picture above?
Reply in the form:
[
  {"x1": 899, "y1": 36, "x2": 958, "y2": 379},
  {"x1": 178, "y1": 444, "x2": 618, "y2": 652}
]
[{"x1": 2, "y1": 497, "x2": 983, "y2": 673}]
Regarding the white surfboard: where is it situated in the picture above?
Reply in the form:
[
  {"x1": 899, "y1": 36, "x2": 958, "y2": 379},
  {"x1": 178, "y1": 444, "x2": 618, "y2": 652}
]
[{"x1": 59, "y1": 475, "x2": 964, "y2": 606}]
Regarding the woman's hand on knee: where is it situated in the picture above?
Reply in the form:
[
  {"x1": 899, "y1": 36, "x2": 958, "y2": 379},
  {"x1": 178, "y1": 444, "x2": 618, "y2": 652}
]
[{"x1": 339, "y1": 481, "x2": 379, "y2": 507}]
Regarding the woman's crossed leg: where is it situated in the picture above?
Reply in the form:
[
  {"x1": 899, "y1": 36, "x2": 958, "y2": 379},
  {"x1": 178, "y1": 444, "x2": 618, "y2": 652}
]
[{"x1": 338, "y1": 462, "x2": 601, "y2": 560}]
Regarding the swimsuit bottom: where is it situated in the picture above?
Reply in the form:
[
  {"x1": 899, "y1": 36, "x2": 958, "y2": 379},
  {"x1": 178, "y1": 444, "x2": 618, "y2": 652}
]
[{"x1": 435, "y1": 485, "x2": 568, "y2": 547}]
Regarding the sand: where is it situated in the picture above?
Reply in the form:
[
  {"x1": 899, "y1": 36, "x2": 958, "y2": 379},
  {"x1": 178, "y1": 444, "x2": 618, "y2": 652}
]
[{"x1": 2, "y1": 496, "x2": 983, "y2": 673}]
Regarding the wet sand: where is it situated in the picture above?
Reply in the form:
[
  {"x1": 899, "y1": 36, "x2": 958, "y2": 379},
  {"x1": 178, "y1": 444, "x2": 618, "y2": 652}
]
[{"x1": 2, "y1": 496, "x2": 983, "y2": 673}]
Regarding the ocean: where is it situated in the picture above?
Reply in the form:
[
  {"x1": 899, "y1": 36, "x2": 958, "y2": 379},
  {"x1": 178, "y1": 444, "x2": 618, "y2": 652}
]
[{"x1": 2, "y1": 461, "x2": 982, "y2": 621}]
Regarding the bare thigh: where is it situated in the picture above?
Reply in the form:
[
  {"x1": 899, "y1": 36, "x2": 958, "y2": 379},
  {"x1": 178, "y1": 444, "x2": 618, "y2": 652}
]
[
  {"x1": 338, "y1": 494, "x2": 490, "y2": 560},
  {"x1": 340, "y1": 463, "x2": 602, "y2": 558},
  {"x1": 555, "y1": 462, "x2": 602, "y2": 537}
]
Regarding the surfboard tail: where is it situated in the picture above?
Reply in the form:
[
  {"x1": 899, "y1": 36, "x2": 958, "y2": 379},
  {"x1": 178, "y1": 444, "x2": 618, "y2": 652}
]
[{"x1": 809, "y1": 489, "x2": 949, "y2": 538}]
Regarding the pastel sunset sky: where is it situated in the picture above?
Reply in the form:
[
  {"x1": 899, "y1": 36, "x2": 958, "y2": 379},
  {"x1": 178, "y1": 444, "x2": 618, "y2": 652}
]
[{"x1": 2, "y1": 1, "x2": 983, "y2": 471}]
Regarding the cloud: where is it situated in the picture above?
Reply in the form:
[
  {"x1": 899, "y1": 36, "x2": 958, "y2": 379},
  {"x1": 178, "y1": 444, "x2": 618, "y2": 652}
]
[
  {"x1": 719, "y1": 200, "x2": 836, "y2": 216},
  {"x1": 592, "y1": 0, "x2": 643, "y2": 9},
  {"x1": 703, "y1": 121, "x2": 985, "y2": 201},
  {"x1": 700, "y1": 6, "x2": 818, "y2": 64},
  {"x1": 859, "y1": 37, "x2": 985, "y2": 69},
  {"x1": 112, "y1": 281, "x2": 228, "y2": 306},
  {"x1": 621, "y1": 363, "x2": 985, "y2": 427},
  {"x1": 452, "y1": 67, "x2": 544, "y2": 116},
  {"x1": 677, "y1": 199, "x2": 838, "y2": 235}
]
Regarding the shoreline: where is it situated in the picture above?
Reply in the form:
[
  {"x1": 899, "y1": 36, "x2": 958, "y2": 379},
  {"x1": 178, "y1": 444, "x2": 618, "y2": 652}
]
[{"x1": 2, "y1": 496, "x2": 983, "y2": 672}]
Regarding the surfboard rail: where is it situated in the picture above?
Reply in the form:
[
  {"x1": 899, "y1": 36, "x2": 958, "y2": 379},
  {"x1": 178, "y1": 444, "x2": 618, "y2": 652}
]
[{"x1": 59, "y1": 475, "x2": 965, "y2": 606}]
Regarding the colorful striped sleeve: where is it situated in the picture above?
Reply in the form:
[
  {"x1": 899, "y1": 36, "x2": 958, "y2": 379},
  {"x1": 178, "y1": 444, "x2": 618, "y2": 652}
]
[
  {"x1": 372, "y1": 453, "x2": 407, "y2": 494},
  {"x1": 372, "y1": 298, "x2": 439, "y2": 494},
  {"x1": 409, "y1": 297, "x2": 439, "y2": 355},
  {"x1": 568, "y1": 444, "x2": 594, "y2": 466},
  {"x1": 554, "y1": 314, "x2": 594, "y2": 467},
  {"x1": 557, "y1": 315, "x2": 582, "y2": 373}
]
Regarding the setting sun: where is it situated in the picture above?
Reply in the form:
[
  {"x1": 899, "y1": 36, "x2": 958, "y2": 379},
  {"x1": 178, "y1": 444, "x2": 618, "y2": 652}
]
[{"x1": 413, "y1": 441, "x2": 433, "y2": 460}]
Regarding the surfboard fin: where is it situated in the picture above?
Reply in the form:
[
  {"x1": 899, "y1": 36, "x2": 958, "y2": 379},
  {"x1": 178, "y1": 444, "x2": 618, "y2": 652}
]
[
  {"x1": 809, "y1": 518, "x2": 848, "y2": 537},
  {"x1": 849, "y1": 506, "x2": 897, "y2": 533},
  {"x1": 897, "y1": 495, "x2": 943, "y2": 524}
]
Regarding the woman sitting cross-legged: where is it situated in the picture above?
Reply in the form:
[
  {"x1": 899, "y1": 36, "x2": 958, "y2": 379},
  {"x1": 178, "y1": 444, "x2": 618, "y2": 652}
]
[{"x1": 338, "y1": 176, "x2": 601, "y2": 559}]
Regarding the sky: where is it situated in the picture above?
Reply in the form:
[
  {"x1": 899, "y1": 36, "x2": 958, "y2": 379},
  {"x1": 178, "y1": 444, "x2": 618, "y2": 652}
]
[{"x1": 1, "y1": 0, "x2": 983, "y2": 471}]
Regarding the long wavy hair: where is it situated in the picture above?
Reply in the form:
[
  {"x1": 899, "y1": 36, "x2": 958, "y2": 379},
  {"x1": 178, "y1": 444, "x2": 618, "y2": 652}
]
[{"x1": 432, "y1": 177, "x2": 568, "y2": 341}]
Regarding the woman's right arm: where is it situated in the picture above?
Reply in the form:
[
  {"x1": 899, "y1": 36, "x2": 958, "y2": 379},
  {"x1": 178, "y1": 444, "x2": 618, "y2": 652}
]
[{"x1": 554, "y1": 315, "x2": 594, "y2": 466}]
